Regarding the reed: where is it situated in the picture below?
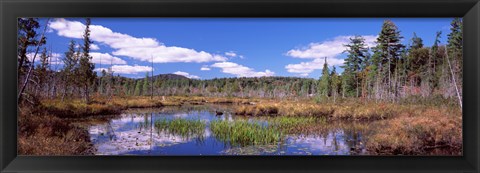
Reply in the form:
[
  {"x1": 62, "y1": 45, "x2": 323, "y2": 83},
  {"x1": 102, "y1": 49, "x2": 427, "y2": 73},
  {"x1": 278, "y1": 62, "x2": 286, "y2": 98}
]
[
  {"x1": 210, "y1": 119, "x2": 283, "y2": 146},
  {"x1": 154, "y1": 118, "x2": 206, "y2": 139}
]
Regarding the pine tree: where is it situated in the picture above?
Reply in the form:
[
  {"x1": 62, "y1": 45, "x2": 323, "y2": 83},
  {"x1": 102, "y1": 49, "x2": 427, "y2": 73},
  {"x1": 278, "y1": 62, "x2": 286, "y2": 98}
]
[
  {"x1": 318, "y1": 57, "x2": 330, "y2": 98},
  {"x1": 61, "y1": 40, "x2": 78, "y2": 100},
  {"x1": 17, "y1": 18, "x2": 46, "y2": 76},
  {"x1": 330, "y1": 66, "x2": 341, "y2": 103},
  {"x1": 35, "y1": 47, "x2": 49, "y2": 96},
  {"x1": 374, "y1": 20, "x2": 405, "y2": 101},
  {"x1": 142, "y1": 73, "x2": 150, "y2": 96},
  {"x1": 135, "y1": 80, "x2": 143, "y2": 96},
  {"x1": 78, "y1": 18, "x2": 96, "y2": 103},
  {"x1": 446, "y1": 18, "x2": 463, "y2": 107},
  {"x1": 343, "y1": 35, "x2": 369, "y2": 97}
]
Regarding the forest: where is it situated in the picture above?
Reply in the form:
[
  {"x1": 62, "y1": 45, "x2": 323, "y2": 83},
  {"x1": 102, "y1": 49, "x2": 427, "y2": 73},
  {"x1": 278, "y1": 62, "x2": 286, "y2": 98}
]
[{"x1": 17, "y1": 18, "x2": 463, "y2": 156}]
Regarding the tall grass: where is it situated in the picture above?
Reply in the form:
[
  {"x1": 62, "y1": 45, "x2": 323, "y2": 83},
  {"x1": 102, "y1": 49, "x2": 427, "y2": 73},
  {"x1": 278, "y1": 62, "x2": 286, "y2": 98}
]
[
  {"x1": 154, "y1": 118, "x2": 206, "y2": 139},
  {"x1": 18, "y1": 108, "x2": 93, "y2": 155},
  {"x1": 234, "y1": 101, "x2": 410, "y2": 120},
  {"x1": 366, "y1": 107, "x2": 462, "y2": 155},
  {"x1": 210, "y1": 116, "x2": 326, "y2": 146},
  {"x1": 210, "y1": 120, "x2": 283, "y2": 146},
  {"x1": 267, "y1": 116, "x2": 324, "y2": 133}
]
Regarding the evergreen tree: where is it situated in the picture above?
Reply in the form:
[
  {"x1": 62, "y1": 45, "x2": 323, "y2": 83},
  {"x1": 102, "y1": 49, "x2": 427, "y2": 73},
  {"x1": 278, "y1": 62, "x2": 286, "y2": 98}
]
[
  {"x1": 343, "y1": 35, "x2": 369, "y2": 97},
  {"x1": 330, "y1": 66, "x2": 341, "y2": 102},
  {"x1": 374, "y1": 20, "x2": 405, "y2": 100},
  {"x1": 142, "y1": 73, "x2": 150, "y2": 96},
  {"x1": 135, "y1": 80, "x2": 143, "y2": 96},
  {"x1": 78, "y1": 18, "x2": 96, "y2": 103},
  {"x1": 61, "y1": 40, "x2": 78, "y2": 100},
  {"x1": 17, "y1": 18, "x2": 46, "y2": 76},
  {"x1": 36, "y1": 48, "x2": 49, "y2": 90},
  {"x1": 446, "y1": 18, "x2": 463, "y2": 107},
  {"x1": 410, "y1": 32, "x2": 424, "y2": 50},
  {"x1": 318, "y1": 57, "x2": 330, "y2": 97}
]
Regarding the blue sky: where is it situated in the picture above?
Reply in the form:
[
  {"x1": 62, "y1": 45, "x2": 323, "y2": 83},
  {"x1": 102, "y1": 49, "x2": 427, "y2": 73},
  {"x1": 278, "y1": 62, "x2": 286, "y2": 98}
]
[{"x1": 37, "y1": 18, "x2": 453, "y2": 79}]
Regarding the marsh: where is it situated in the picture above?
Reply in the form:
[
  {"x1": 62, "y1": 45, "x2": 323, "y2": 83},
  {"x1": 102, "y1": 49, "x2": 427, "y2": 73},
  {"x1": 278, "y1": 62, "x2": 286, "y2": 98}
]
[{"x1": 89, "y1": 104, "x2": 369, "y2": 155}]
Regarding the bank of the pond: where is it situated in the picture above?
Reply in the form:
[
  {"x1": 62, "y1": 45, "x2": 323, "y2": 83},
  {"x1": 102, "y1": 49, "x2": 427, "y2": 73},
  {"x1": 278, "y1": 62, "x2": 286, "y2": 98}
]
[{"x1": 18, "y1": 96, "x2": 462, "y2": 155}]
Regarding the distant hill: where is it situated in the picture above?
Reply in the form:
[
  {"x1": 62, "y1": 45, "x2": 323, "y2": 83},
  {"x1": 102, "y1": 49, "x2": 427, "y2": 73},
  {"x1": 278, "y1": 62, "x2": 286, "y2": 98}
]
[
  {"x1": 132, "y1": 73, "x2": 188, "y2": 81},
  {"x1": 153, "y1": 74, "x2": 189, "y2": 80},
  {"x1": 133, "y1": 74, "x2": 316, "y2": 81}
]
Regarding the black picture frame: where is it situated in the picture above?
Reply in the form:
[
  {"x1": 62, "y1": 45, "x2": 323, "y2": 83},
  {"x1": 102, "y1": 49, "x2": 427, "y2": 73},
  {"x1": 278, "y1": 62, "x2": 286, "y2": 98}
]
[{"x1": 1, "y1": 0, "x2": 479, "y2": 172}]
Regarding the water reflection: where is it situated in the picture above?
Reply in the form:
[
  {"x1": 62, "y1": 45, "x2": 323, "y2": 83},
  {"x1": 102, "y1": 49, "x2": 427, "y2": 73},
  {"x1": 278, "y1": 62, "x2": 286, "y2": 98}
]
[{"x1": 89, "y1": 105, "x2": 370, "y2": 155}]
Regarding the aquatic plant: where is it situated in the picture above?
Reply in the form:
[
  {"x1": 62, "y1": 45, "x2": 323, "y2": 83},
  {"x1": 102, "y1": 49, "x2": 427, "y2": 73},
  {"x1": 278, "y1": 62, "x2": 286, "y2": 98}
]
[
  {"x1": 154, "y1": 118, "x2": 206, "y2": 139},
  {"x1": 210, "y1": 120, "x2": 283, "y2": 146}
]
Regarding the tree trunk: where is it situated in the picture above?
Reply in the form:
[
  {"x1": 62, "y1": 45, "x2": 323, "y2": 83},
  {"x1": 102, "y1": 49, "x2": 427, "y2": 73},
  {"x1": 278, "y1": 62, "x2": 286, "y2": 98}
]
[
  {"x1": 445, "y1": 48, "x2": 462, "y2": 108},
  {"x1": 18, "y1": 19, "x2": 50, "y2": 103}
]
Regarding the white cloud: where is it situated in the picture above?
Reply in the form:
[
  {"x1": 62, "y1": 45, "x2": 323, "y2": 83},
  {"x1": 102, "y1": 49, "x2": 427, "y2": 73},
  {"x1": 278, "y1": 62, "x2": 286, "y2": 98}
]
[
  {"x1": 200, "y1": 66, "x2": 211, "y2": 71},
  {"x1": 225, "y1": 51, "x2": 245, "y2": 59},
  {"x1": 26, "y1": 52, "x2": 63, "y2": 65},
  {"x1": 210, "y1": 62, "x2": 274, "y2": 77},
  {"x1": 49, "y1": 18, "x2": 227, "y2": 64},
  {"x1": 285, "y1": 35, "x2": 377, "y2": 76},
  {"x1": 285, "y1": 57, "x2": 343, "y2": 75},
  {"x1": 286, "y1": 35, "x2": 377, "y2": 59},
  {"x1": 173, "y1": 71, "x2": 200, "y2": 79},
  {"x1": 95, "y1": 64, "x2": 152, "y2": 75},
  {"x1": 90, "y1": 52, "x2": 127, "y2": 65},
  {"x1": 91, "y1": 44, "x2": 100, "y2": 50},
  {"x1": 225, "y1": 51, "x2": 237, "y2": 57}
]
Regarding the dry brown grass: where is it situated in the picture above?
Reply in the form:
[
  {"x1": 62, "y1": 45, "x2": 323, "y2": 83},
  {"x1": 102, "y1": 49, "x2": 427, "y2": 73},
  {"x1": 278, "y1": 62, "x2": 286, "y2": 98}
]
[
  {"x1": 366, "y1": 107, "x2": 462, "y2": 155},
  {"x1": 331, "y1": 103, "x2": 403, "y2": 120},
  {"x1": 18, "y1": 109, "x2": 93, "y2": 155},
  {"x1": 233, "y1": 101, "x2": 403, "y2": 120},
  {"x1": 41, "y1": 100, "x2": 122, "y2": 118}
]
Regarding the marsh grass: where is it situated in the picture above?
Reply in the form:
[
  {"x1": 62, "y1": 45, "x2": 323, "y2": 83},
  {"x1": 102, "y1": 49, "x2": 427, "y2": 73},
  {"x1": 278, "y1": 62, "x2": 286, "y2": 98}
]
[
  {"x1": 366, "y1": 107, "x2": 462, "y2": 155},
  {"x1": 234, "y1": 101, "x2": 418, "y2": 120},
  {"x1": 18, "y1": 109, "x2": 93, "y2": 155},
  {"x1": 210, "y1": 119, "x2": 283, "y2": 146},
  {"x1": 154, "y1": 118, "x2": 206, "y2": 139},
  {"x1": 21, "y1": 95, "x2": 462, "y2": 155},
  {"x1": 210, "y1": 116, "x2": 328, "y2": 146}
]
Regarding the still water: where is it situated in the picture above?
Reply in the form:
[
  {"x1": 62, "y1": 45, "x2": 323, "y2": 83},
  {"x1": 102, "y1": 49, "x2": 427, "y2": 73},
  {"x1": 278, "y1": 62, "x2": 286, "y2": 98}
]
[{"x1": 88, "y1": 104, "x2": 370, "y2": 155}]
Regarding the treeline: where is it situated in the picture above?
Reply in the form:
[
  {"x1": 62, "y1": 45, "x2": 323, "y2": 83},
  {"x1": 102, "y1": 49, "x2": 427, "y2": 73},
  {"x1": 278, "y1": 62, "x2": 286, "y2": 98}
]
[
  {"x1": 323, "y1": 19, "x2": 463, "y2": 106},
  {"x1": 102, "y1": 75, "x2": 320, "y2": 99},
  {"x1": 17, "y1": 18, "x2": 462, "y2": 106},
  {"x1": 18, "y1": 18, "x2": 96, "y2": 104}
]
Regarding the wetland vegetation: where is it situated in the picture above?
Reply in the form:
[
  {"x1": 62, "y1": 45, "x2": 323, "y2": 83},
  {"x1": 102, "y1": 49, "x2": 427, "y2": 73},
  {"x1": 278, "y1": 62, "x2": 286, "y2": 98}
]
[{"x1": 17, "y1": 18, "x2": 463, "y2": 155}]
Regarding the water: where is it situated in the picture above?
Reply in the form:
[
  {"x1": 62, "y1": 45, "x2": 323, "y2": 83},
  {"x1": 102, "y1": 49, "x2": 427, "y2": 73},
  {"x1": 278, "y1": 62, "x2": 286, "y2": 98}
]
[{"x1": 88, "y1": 104, "x2": 370, "y2": 155}]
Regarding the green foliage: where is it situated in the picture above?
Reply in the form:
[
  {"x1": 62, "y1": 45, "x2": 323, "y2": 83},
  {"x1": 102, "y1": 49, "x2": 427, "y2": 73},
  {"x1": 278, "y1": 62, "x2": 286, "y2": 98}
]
[
  {"x1": 142, "y1": 73, "x2": 150, "y2": 96},
  {"x1": 342, "y1": 35, "x2": 370, "y2": 97},
  {"x1": 210, "y1": 119, "x2": 283, "y2": 146},
  {"x1": 154, "y1": 118, "x2": 206, "y2": 139},
  {"x1": 134, "y1": 80, "x2": 143, "y2": 96},
  {"x1": 318, "y1": 57, "x2": 330, "y2": 97},
  {"x1": 77, "y1": 18, "x2": 96, "y2": 103}
]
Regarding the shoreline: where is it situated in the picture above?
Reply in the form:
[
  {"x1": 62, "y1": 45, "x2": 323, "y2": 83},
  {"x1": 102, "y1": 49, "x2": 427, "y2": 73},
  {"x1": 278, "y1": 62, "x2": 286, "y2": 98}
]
[{"x1": 18, "y1": 96, "x2": 462, "y2": 156}]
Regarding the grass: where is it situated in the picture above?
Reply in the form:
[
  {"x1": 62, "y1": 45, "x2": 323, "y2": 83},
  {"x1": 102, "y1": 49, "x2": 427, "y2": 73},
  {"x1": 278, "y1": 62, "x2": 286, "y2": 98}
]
[
  {"x1": 19, "y1": 95, "x2": 462, "y2": 155},
  {"x1": 266, "y1": 116, "x2": 324, "y2": 133},
  {"x1": 331, "y1": 103, "x2": 400, "y2": 120},
  {"x1": 41, "y1": 99, "x2": 122, "y2": 118},
  {"x1": 18, "y1": 108, "x2": 93, "y2": 155},
  {"x1": 154, "y1": 118, "x2": 206, "y2": 139},
  {"x1": 365, "y1": 107, "x2": 462, "y2": 155},
  {"x1": 210, "y1": 119, "x2": 283, "y2": 146},
  {"x1": 210, "y1": 116, "x2": 326, "y2": 146},
  {"x1": 234, "y1": 101, "x2": 399, "y2": 120}
]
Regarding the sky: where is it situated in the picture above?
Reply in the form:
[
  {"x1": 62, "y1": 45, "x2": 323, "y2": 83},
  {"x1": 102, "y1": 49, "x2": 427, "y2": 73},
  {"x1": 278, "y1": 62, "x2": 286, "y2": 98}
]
[{"x1": 34, "y1": 18, "x2": 454, "y2": 79}]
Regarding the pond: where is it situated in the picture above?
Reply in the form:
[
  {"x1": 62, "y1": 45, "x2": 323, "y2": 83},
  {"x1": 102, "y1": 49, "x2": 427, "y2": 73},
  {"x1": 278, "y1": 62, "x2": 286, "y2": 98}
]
[{"x1": 88, "y1": 104, "x2": 371, "y2": 155}]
